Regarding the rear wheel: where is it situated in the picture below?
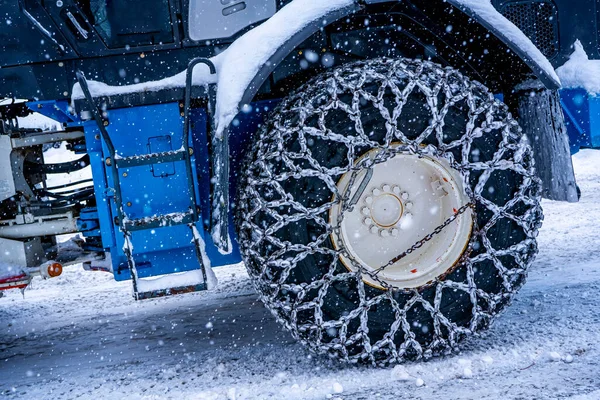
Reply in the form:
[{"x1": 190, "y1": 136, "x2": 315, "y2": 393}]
[{"x1": 237, "y1": 58, "x2": 542, "y2": 365}]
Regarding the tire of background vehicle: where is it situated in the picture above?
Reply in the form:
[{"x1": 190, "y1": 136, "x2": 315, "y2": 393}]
[{"x1": 236, "y1": 57, "x2": 543, "y2": 365}]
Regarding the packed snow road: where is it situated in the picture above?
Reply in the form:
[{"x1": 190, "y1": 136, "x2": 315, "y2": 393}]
[{"x1": 1, "y1": 151, "x2": 600, "y2": 400}]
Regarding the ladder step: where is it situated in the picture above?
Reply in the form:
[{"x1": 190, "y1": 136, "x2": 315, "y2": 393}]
[
  {"x1": 134, "y1": 270, "x2": 208, "y2": 300},
  {"x1": 123, "y1": 220, "x2": 217, "y2": 300},
  {"x1": 115, "y1": 149, "x2": 187, "y2": 168},
  {"x1": 123, "y1": 210, "x2": 194, "y2": 231},
  {"x1": 135, "y1": 283, "x2": 207, "y2": 300}
]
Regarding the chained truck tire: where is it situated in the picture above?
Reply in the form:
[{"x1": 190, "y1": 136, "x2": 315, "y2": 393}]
[{"x1": 236, "y1": 58, "x2": 543, "y2": 365}]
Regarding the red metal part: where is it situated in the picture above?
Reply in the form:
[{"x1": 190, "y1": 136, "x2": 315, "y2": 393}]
[{"x1": 0, "y1": 273, "x2": 30, "y2": 291}]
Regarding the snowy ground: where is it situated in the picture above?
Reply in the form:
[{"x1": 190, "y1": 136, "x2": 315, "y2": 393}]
[{"x1": 1, "y1": 150, "x2": 600, "y2": 400}]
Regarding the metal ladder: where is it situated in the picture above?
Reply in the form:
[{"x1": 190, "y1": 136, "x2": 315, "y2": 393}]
[{"x1": 76, "y1": 58, "x2": 217, "y2": 300}]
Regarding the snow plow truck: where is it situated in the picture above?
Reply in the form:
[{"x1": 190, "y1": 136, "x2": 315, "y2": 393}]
[{"x1": 0, "y1": 0, "x2": 598, "y2": 365}]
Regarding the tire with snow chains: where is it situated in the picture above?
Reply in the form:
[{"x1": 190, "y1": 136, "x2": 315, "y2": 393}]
[{"x1": 236, "y1": 58, "x2": 543, "y2": 365}]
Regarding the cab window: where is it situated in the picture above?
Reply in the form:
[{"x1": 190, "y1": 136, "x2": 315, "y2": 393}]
[{"x1": 76, "y1": 0, "x2": 174, "y2": 48}]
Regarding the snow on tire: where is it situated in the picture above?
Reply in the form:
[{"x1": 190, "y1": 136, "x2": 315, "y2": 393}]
[{"x1": 236, "y1": 58, "x2": 543, "y2": 365}]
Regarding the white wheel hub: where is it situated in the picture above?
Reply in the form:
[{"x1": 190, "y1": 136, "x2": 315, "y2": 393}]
[
  {"x1": 369, "y1": 192, "x2": 402, "y2": 227},
  {"x1": 330, "y1": 148, "x2": 473, "y2": 289}
]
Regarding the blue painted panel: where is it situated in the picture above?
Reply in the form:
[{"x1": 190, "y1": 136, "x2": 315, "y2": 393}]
[
  {"x1": 193, "y1": 99, "x2": 282, "y2": 268},
  {"x1": 560, "y1": 89, "x2": 592, "y2": 153},
  {"x1": 84, "y1": 102, "x2": 210, "y2": 281},
  {"x1": 47, "y1": 98, "x2": 284, "y2": 279},
  {"x1": 587, "y1": 98, "x2": 600, "y2": 149},
  {"x1": 560, "y1": 88, "x2": 600, "y2": 153},
  {"x1": 83, "y1": 120, "x2": 117, "y2": 251}
]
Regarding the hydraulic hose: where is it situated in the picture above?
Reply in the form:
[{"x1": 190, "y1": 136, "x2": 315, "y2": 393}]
[{"x1": 26, "y1": 154, "x2": 90, "y2": 174}]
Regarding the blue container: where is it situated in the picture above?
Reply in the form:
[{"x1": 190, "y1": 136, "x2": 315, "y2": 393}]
[{"x1": 561, "y1": 88, "x2": 600, "y2": 153}]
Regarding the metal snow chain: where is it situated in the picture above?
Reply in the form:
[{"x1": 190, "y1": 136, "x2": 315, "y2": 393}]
[
  {"x1": 238, "y1": 58, "x2": 543, "y2": 364},
  {"x1": 374, "y1": 202, "x2": 475, "y2": 276}
]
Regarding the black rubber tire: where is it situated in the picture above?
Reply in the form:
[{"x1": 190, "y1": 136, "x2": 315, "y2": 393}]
[{"x1": 236, "y1": 58, "x2": 542, "y2": 365}]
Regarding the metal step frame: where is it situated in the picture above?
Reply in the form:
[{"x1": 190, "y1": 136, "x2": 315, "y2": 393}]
[{"x1": 75, "y1": 58, "x2": 217, "y2": 299}]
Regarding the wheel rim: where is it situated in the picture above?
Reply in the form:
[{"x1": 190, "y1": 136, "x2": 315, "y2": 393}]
[{"x1": 330, "y1": 147, "x2": 473, "y2": 289}]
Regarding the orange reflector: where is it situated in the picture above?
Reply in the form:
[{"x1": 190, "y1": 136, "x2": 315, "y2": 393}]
[{"x1": 47, "y1": 263, "x2": 63, "y2": 278}]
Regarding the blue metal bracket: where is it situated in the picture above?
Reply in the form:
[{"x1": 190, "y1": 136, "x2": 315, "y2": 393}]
[{"x1": 27, "y1": 100, "x2": 80, "y2": 125}]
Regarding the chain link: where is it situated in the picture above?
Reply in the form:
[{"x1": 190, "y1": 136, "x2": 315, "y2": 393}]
[{"x1": 375, "y1": 202, "x2": 475, "y2": 275}]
